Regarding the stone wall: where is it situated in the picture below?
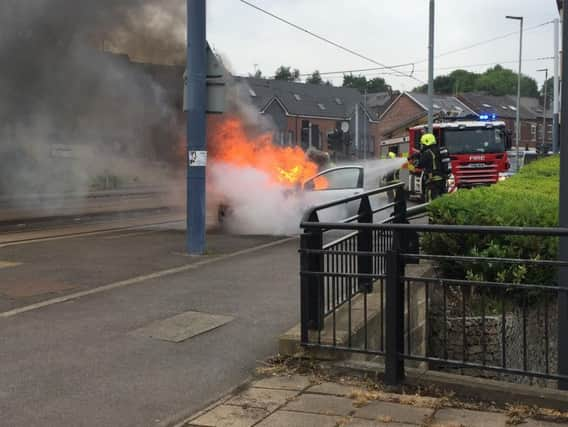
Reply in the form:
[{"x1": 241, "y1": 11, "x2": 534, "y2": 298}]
[{"x1": 429, "y1": 295, "x2": 559, "y2": 386}]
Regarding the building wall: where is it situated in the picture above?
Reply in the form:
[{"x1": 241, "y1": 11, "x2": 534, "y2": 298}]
[{"x1": 376, "y1": 94, "x2": 424, "y2": 141}]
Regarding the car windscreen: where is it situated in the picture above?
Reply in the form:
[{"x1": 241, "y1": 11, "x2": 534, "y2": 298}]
[{"x1": 443, "y1": 128, "x2": 506, "y2": 155}]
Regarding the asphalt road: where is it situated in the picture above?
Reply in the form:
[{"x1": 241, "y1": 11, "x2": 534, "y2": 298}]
[{"x1": 0, "y1": 233, "x2": 300, "y2": 427}]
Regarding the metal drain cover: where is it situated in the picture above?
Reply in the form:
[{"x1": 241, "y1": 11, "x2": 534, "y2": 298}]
[{"x1": 132, "y1": 311, "x2": 234, "y2": 343}]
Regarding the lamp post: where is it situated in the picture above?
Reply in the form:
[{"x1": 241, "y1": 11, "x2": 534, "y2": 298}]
[
  {"x1": 537, "y1": 68, "x2": 549, "y2": 149},
  {"x1": 427, "y1": 0, "x2": 435, "y2": 133},
  {"x1": 186, "y1": 0, "x2": 207, "y2": 255},
  {"x1": 506, "y1": 15, "x2": 523, "y2": 171},
  {"x1": 558, "y1": 0, "x2": 568, "y2": 391}
]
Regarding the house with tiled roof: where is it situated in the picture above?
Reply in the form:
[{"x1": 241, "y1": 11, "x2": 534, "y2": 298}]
[
  {"x1": 234, "y1": 77, "x2": 380, "y2": 160},
  {"x1": 375, "y1": 92, "x2": 475, "y2": 157},
  {"x1": 457, "y1": 93, "x2": 539, "y2": 148}
]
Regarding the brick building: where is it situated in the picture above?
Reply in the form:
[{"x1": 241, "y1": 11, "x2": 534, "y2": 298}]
[
  {"x1": 234, "y1": 77, "x2": 380, "y2": 160},
  {"x1": 375, "y1": 92, "x2": 474, "y2": 157}
]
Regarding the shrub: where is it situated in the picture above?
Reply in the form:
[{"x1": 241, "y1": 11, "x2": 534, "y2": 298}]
[{"x1": 423, "y1": 156, "x2": 560, "y2": 287}]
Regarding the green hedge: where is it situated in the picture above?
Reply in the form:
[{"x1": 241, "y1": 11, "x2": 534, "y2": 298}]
[{"x1": 423, "y1": 156, "x2": 560, "y2": 287}]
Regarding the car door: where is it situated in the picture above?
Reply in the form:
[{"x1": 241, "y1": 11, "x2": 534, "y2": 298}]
[{"x1": 301, "y1": 166, "x2": 364, "y2": 222}]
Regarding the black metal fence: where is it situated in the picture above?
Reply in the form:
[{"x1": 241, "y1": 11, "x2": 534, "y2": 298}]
[{"x1": 300, "y1": 187, "x2": 568, "y2": 388}]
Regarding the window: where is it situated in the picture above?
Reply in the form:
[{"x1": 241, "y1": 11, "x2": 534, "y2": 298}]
[
  {"x1": 443, "y1": 128, "x2": 506, "y2": 154},
  {"x1": 501, "y1": 106, "x2": 508, "y2": 110},
  {"x1": 482, "y1": 103, "x2": 492, "y2": 108},
  {"x1": 248, "y1": 89, "x2": 257, "y2": 97},
  {"x1": 304, "y1": 167, "x2": 363, "y2": 191},
  {"x1": 531, "y1": 124, "x2": 537, "y2": 141},
  {"x1": 293, "y1": 94, "x2": 301, "y2": 101},
  {"x1": 509, "y1": 105, "x2": 517, "y2": 111},
  {"x1": 317, "y1": 103, "x2": 326, "y2": 111}
]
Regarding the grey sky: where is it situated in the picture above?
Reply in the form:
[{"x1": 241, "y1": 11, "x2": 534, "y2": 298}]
[{"x1": 207, "y1": 0, "x2": 559, "y2": 91}]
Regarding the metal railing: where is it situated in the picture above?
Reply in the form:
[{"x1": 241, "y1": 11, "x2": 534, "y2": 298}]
[{"x1": 300, "y1": 189, "x2": 568, "y2": 388}]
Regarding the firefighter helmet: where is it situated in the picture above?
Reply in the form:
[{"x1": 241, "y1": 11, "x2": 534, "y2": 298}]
[
  {"x1": 420, "y1": 133, "x2": 437, "y2": 146},
  {"x1": 388, "y1": 151, "x2": 396, "y2": 159}
]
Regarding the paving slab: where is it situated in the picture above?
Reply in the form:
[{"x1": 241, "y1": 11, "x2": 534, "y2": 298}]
[
  {"x1": 307, "y1": 381, "x2": 365, "y2": 397},
  {"x1": 284, "y1": 393, "x2": 356, "y2": 416},
  {"x1": 522, "y1": 420, "x2": 568, "y2": 427},
  {"x1": 131, "y1": 311, "x2": 234, "y2": 343},
  {"x1": 345, "y1": 418, "x2": 417, "y2": 427},
  {"x1": 252, "y1": 375, "x2": 313, "y2": 391},
  {"x1": 431, "y1": 408, "x2": 508, "y2": 427},
  {"x1": 353, "y1": 400, "x2": 434, "y2": 424},
  {"x1": 255, "y1": 410, "x2": 341, "y2": 427},
  {"x1": 187, "y1": 404, "x2": 268, "y2": 427},
  {"x1": 226, "y1": 387, "x2": 298, "y2": 412}
]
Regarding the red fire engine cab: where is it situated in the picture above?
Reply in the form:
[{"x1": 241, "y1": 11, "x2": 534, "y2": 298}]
[{"x1": 406, "y1": 120, "x2": 511, "y2": 199}]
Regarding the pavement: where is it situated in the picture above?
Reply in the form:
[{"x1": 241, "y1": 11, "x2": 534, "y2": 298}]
[
  {"x1": 184, "y1": 373, "x2": 568, "y2": 427},
  {"x1": 0, "y1": 221, "x2": 301, "y2": 427}
]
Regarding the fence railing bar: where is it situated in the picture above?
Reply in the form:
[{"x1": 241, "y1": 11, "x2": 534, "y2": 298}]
[
  {"x1": 322, "y1": 231, "x2": 358, "y2": 250},
  {"x1": 402, "y1": 276, "x2": 565, "y2": 292},
  {"x1": 462, "y1": 287, "x2": 467, "y2": 363},
  {"x1": 301, "y1": 249, "x2": 387, "y2": 257},
  {"x1": 403, "y1": 253, "x2": 568, "y2": 267},
  {"x1": 501, "y1": 288, "x2": 507, "y2": 369},
  {"x1": 302, "y1": 222, "x2": 568, "y2": 237},
  {"x1": 481, "y1": 290, "x2": 487, "y2": 367},
  {"x1": 301, "y1": 271, "x2": 387, "y2": 280},
  {"x1": 523, "y1": 295, "x2": 528, "y2": 372},
  {"x1": 545, "y1": 295, "x2": 550, "y2": 374},
  {"x1": 401, "y1": 354, "x2": 568, "y2": 382},
  {"x1": 443, "y1": 281, "x2": 448, "y2": 361}
]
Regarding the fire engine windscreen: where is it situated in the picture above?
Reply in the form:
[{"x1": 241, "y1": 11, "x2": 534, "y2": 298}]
[{"x1": 443, "y1": 128, "x2": 506, "y2": 155}]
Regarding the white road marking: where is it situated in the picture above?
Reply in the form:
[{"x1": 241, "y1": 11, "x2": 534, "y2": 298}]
[{"x1": 0, "y1": 236, "x2": 297, "y2": 319}]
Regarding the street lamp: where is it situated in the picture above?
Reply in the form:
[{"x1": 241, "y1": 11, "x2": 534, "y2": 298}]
[
  {"x1": 506, "y1": 15, "x2": 523, "y2": 171},
  {"x1": 537, "y1": 68, "x2": 549, "y2": 149}
]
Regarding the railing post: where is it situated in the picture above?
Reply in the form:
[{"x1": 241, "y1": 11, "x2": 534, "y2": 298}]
[
  {"x1": 393, "y1": 185, "x2": 407, "y2": 224},
  {"x1": 358, "y1": 195, "x2": 373, "y2": 293},
  {"x1": 385, "y1": 231, "x2": 405, "y2": 386},
  {"x1": 300, "y1": 213, "x2": 324, "y2": 344}
]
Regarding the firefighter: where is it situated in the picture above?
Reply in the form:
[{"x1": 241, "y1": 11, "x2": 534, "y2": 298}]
[{"x1": 410, "y1": 133, "x2": 446, "y2": 201}]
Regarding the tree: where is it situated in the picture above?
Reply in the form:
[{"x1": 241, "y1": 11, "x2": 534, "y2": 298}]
[
  {"x1": 342, "y1": 74, "x2": 390, "y2": 93},
  {"x1": 475, "y1": 65, "x2": 538, "y2": 97},
  {"x1": 342, "y1": 74, "x2": 368, "y2": 92},
  {"x1": 274, "y1": 65, "x2": 300, "y2": 81},
  {"x1": 306, "y1": 70, "x2": 323, "y2": 85},
  {"x1": 367, "y1": 77, "x2": 391, "y2": 93},
  {"x1": 411, "y1": 65, "x2": 539, "y2": 97},
  {"x1": 542, "y1": 77, "x2": 554, "y2": 109},
  {"x1": 249, "y1": 69, "x2": 263, "y2": 78}
]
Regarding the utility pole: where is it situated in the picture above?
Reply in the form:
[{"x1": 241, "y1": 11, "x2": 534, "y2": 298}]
[
  {"x1": 559, "y1": 0, "x2": 568, "y2": 391},
  {"x1": 186, "y1": 0, "x2": 207, "y2": 255},
  {"x1": 355, "y1": 103, "x2": 360, "y2": 157},
  {"x1": 427, "y1": 0, "x2": 435, "y2": 133},
  {"x1": 554, "y1": 18, "x2": 560, "y2": 154},
  {"x1": 506, "y1": 15, "x2": 523, "y2": 171},
  {"x1": 538, "y1": 68, "x2": 549, "y2": 147},
  {"x1": 363, "y1": 90, "x2": 368, "y2": 160}
]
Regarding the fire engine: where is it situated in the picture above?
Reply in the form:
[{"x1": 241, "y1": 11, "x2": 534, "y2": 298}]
[{"x1": 406, "y1": 119, "x2": 511, "y2": 200}]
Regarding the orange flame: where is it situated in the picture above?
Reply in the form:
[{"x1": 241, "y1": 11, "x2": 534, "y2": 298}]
[{"x1": 208, "y1": 116, "x2": 321, "y2": 187}]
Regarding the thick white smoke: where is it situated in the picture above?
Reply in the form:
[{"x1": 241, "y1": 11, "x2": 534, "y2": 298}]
[{"x1": 207, "y1": 158, "x2": 407, "y2": 236}]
